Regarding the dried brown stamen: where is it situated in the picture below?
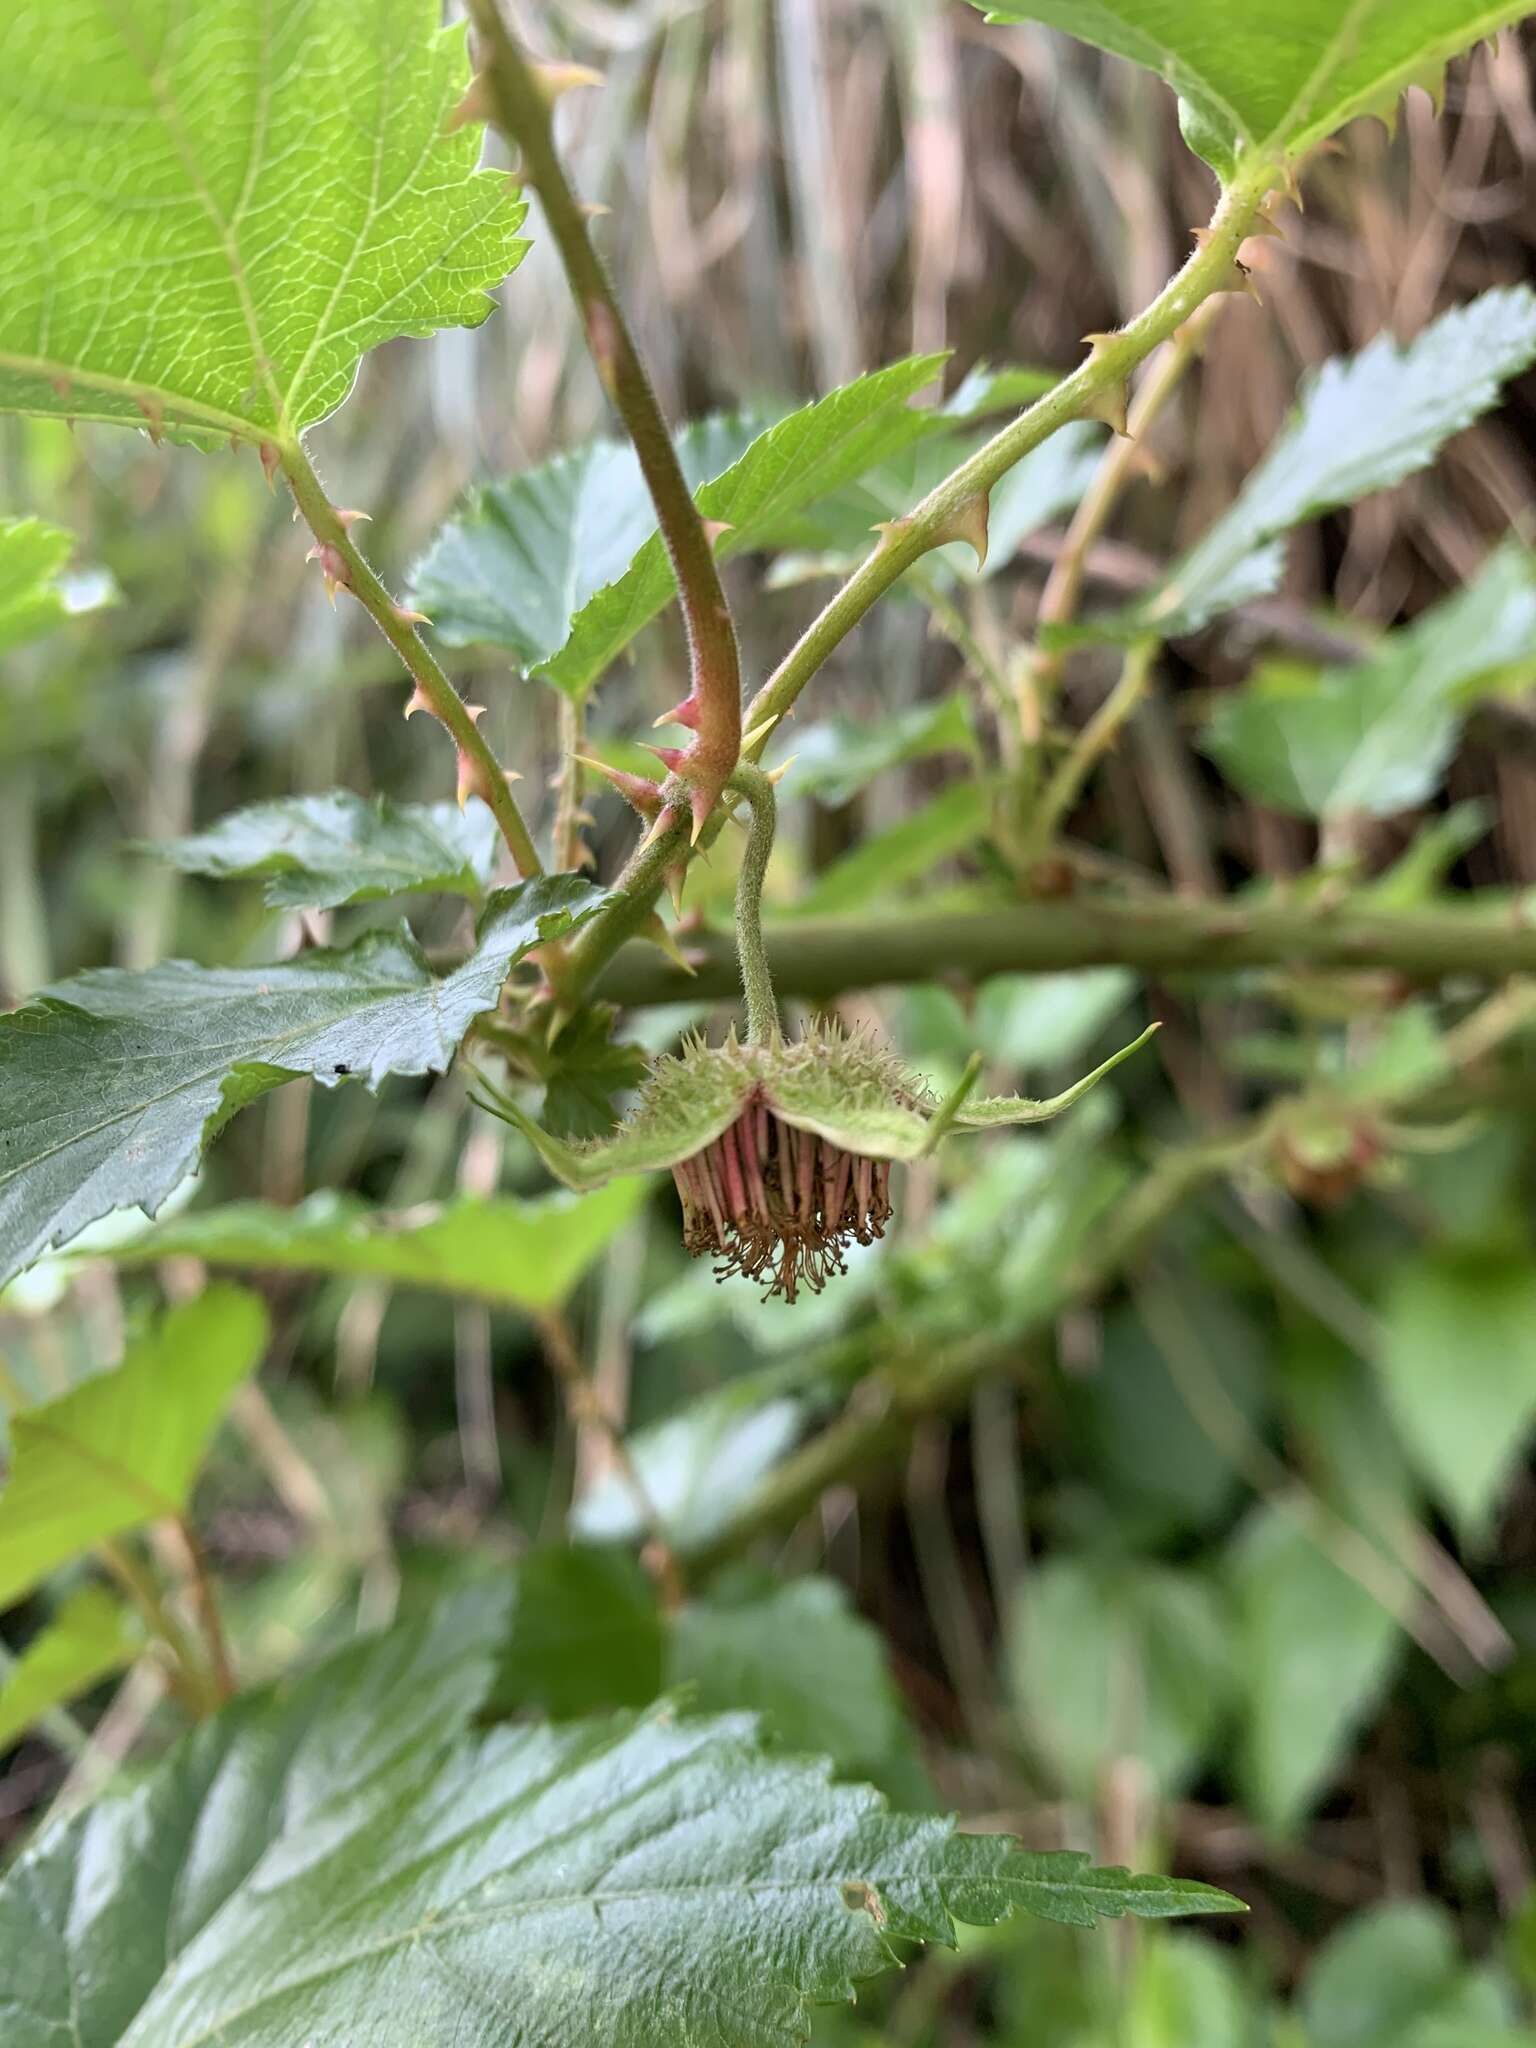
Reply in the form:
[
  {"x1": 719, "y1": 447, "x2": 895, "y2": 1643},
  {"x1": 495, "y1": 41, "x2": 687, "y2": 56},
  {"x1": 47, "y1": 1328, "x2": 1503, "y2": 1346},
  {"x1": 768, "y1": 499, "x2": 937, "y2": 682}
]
[{"x1": 669, "y1": 1091, "x2": 894, "y2": 1302}]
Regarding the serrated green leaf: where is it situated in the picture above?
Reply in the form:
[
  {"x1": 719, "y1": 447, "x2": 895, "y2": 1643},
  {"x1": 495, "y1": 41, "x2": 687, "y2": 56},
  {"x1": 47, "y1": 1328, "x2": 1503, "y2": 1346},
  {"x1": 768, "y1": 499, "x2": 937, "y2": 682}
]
[
  {"x1": 534, "y1": 1004, "x2": 652, "y2": 1139},
  {"x1": 418, "y1": 357, "x2": 946, "y2": 699},
  {"x1": 0, "y1": 1586, "x2": 510, "y2": 2047},
  {"x1": 0, "y1": 1585, "x2": 144, "y2": 1751},
  {"x1": 1378, "y1": 1253, "x2": 1536, "y2": 1546},
  {"x1": 0, "y1": 1646, "x2": 1240, "y2": 2046},
  {"x1": 100, "y1": 1181, "x2": 645, "y2": 1314},
  {"x1": 1063, "y1": 292, "x2": 1536, "y2": 646},
  {"x1": 491, "y1": 1546, "x2": 666, "y2": 1719},
  {"x1": 0, "y1": 0, "x2": 527, "y2": 446},
  {"x1": 154, "y1": 791, "x2": 500, "y2": 909},
  {"x1": 968, "y1": 0, "x2": 1523, "y2": 178},
  {"x1": 0, "y1": 873, "x2": 612, "y2": 1290},
  {"x1": 1226, "y1": 1498, "x2": 1403, "y2": 1834},
  {"x1": 0, "y1": 1286, "x2": 266, "y2": 1612},
  {"x1": 409, "y1": 411, "x2": 773, "y2": 669},
  {"x1": 1202, "y1": 542, "x2": 1536, "y2": 816}
]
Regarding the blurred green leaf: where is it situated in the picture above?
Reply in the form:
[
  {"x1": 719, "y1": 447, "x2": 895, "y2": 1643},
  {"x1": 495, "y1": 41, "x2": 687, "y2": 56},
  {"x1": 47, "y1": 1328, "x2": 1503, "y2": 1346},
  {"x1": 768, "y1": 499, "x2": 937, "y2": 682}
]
[
  {"x1": 576, "y1": 1385, "x2": 809, "y2": 1549},
  {"x1": 1378, "y1": 1253, "x2": 1536, "y2": 1545},
  {"x1": 783, "y1": 698, "x2": 977, "y2": 808},
  {"x1": 409, "y1": 411, "x2": 773, "y2": 670},
  {"x1": 492, "y1": 1546, "x2": 666, "y2": 1719},
  {"x1": 105, "y1": 1182, "x2": 645, "y2": 1314},
  {"x1": 1226, "y1": 1499, "x2": 1402, "y2": 1833},
  {"x1": 0, "y1": 1584, "x2": 143, "y2": 1750},
  {"x1": 1062, "y1": 294, "x2": 1536, "y2": 645},
  {"x1": 1007, "y1": 1556, "x2": 1233, "y2": 1798},
  {"x1": 416, "y1": 358, "x2": 946, "y2": 697},
  {"x1": 974, "y1": 968, "x2": 1135, "y2": 1069},
  {"x1": 0, "y1": 1286, "x2": 266, "y2": 1612},
  {"x1": 1125, "y1": 1934, "x2": 1248, "y2": 2048},
  {"x1": 0, "y1": 518, "x2": 74, "y2": 654},
  {"x1": 0, "y1": 0, "x2": 527, "y2": 444},
  {"x1": 1202, "y1": 543, "x2": 1536, "y2": 816},
  {"x1": 153, "y1": 792, "x2": 500, "y2": 909},
  {"x1": 791, "y1": 781, "x2": 995, "y2": 917},
  {"x1": 0, "y1": 873, "x2": 612, "y2": 1289},
  {"x1": 671, "y1": 1574, "x2": 930, "y2": 1804},
  {"x1": 968, "y1": 0, "x2": 1528, "y2": 179},
  {"x1": 1302, "y1": 1901, "x2": 1521, "y2": 2048}
]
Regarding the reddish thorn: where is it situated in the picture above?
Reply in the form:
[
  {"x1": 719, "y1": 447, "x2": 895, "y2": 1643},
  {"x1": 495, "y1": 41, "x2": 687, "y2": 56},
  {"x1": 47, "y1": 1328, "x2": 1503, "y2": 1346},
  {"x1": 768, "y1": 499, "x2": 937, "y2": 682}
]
[
  {"x1": 646, "y1": 744, "x2": 688, "y2": 775},
  {"x1": 654, "y1": 691, "x2": 703, "y2": 731},
  {"x1": 258, "y1": 442, "x2": 281, "y2": 490}
]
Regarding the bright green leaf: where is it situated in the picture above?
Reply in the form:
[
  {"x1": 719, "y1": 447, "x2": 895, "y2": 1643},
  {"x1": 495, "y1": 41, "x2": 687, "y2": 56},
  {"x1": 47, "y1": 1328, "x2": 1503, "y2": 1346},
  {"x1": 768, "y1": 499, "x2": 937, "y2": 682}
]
[
  {"x1": 0, "y1": 873, "x2": 612, "y2": 1290},
  {"x1": 409, "y1": 411, "x2": 773, "y2": 670},
  {"x1": 0, "y1": 517, "x2": 99, "y2": 655},
  {"x1": 154, "y1": 792, "x2": 500, "y2": 909},
  {"x1": 1378, "y1": 1253, "x2": 1536, "y2": 1545},
  {"x1": 968, "y1": 0, "x2": 1524, "y2": 179},
  {"x1": 1202, "y1": 542, "x2": 1536, "y2": 816},
  {"x1": 531, "y1": 1004, "x2": 651, "y2": 1139},
  {"x1": 0, "y1": 1286, "x2": 266, "y2": 1612},
  {"x1": 1007, "y1": 1557, "x2": 1233, "y2": 1798},
  {"x1": 417, "y1": 357, "x2": 946, "y2": 698},
  {"x1": 0, "y1": 0, "x2": 527, "y2": 445},
  {"x1": 1065, "y1": 292, "x2": 1536, "y2": 646},
  {"x1": 101, "y1": 1182, "x2": 646, "y2": 1314},
  {"x1": 0, "y1": 1585, "x2": 143, "y2": 1751},
  {"x1": 492, "y1": 1546, "x2": 666, "y2": 1719},
  {"x1": 1226, "y1": 1498, "x2": 1402, "y2": 1834},
  {"x1": 0, "y1": 1652, "x2": 1240, "y2": 2046}
]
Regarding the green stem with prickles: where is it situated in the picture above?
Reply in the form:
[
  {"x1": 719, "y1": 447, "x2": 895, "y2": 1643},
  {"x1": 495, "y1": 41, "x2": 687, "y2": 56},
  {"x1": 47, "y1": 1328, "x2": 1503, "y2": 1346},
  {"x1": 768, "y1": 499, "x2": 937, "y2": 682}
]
[{"x1": 726, "y1": 765, "x2": 780, "y2": 1046}]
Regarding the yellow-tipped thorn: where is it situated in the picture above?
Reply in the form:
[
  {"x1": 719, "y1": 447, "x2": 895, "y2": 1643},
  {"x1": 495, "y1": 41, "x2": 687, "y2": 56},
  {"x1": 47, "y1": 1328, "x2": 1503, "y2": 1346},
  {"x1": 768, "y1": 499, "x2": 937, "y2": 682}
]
[
  {"x1": 446, "y1": 75, "x2": 493, "y2": 133},
  {"x1": 531, "y1": 61, "x2": 604, "y2": 104},
  {"x1": 578, "y1": 200, "x2": 611, "y2": 220},
  {"x1": 935, "y1": 490, "x2": 989, "y2": 571},
  {"x1": 636, "y1": 810, "x2": 673, "y2": 857},
  {"x1": 395, "y1": 605, "x2": 431, "y2": 627},
  {"x1": 766, "y1": 755, "x2": 797, "y2": 785},
  {"x1": 640, "y1": 913, "x2": 697, "y2": 975},
  {"x1": 741, "y1": 716, "x2": 779, "y2": 751},
  {"x1": 334, "y1": 507, "x2": 371, "y2": 529},
  {"x1": 544, "y1": 1006, "x2": 573, "y2": 1050}
]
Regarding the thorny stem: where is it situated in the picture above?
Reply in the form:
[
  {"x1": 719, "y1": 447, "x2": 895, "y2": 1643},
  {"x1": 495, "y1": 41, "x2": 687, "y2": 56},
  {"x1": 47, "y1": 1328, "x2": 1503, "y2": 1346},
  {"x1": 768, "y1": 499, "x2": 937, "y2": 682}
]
[
  {"x1": 1028, "y1": 300, "x2": 1221, "y2": 708},
  {"x1": 279, "y1": 441, "x2": 543, "y2": 880},
  {"x1": 725, "y1": 764, "x2": 781, "y2": 1045},
  {"x1": 562, "y1": 157, "x2": 1279, "y2": 1007},
  {"x1": 536, "y1": 1310, "x2": 684, "y2": 1609},
  {"x1": 467, "y1": 0, "x2": 743, "y2": 833}
]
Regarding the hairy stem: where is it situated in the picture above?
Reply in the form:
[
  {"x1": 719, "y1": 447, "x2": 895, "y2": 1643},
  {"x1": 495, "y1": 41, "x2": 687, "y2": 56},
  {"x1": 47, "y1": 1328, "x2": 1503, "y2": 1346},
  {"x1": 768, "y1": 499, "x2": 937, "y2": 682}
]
[
  {"x1": 563, "y1": 159, "x2": 1278, "y2": 1005},
  {"x1": 592, "y1": 892, "x2": 1536, "y2": 1006},
  {"x1": 467, "y1": 0, "x2": 742, "y2": 826},
  {"x1": 724, "y1": 764, "x2": 781, "y2": 1044},
  {"x1": 279, "y1": 442, "x2": 542, "y2": 878}
]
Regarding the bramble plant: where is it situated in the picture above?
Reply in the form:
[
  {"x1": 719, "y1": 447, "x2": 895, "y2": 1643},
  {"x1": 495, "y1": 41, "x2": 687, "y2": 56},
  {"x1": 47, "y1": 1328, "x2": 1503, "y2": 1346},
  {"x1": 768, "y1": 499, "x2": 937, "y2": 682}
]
[{"x1": 2, "y1": 1, "x2": 1536, "y2": 2043}]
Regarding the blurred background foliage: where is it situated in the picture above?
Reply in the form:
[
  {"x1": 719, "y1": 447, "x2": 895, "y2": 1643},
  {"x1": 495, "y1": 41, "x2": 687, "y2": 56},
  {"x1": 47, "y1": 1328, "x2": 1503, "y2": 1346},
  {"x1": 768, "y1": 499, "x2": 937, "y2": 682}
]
[{"x1": 5, "y1": 2, "x2": 1536, "y2": 2042}]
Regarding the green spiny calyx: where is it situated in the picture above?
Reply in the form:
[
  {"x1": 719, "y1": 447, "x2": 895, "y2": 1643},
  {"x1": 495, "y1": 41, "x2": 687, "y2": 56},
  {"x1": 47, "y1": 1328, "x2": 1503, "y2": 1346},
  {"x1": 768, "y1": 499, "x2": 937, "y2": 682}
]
[{"x1": 473, "y1": 1017, "x2": 1159, "y2": 1303}]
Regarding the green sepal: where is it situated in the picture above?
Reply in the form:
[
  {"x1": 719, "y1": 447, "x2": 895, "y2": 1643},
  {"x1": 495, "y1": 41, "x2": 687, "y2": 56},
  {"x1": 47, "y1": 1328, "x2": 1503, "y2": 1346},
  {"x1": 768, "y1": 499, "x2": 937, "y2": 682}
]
[{"x1": 951, "y1": 1024, "x2": 1160, "y2": 1130}]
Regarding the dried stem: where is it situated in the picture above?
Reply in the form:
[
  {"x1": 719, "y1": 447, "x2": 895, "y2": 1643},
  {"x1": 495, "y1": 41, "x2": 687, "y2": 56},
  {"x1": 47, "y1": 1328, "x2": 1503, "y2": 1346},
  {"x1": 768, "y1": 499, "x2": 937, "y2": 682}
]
[{"x1": 536, "y1": 1309, "x2": 684, "y2": 1609}]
